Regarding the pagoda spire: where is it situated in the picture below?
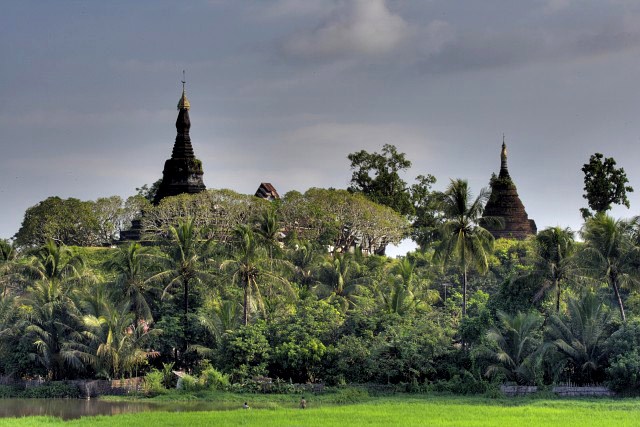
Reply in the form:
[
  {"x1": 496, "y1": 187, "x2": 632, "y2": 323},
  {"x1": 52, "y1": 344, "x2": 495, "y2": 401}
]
[
  {"x1": 177, "y1": 70, "x2": 190, "y2": 111},
  {"x1": 499, "y1": 134, "x2": 510, "y2": 179},
  {"x1": 153, "y1": 78, "x2": 206, "y2": 205}
]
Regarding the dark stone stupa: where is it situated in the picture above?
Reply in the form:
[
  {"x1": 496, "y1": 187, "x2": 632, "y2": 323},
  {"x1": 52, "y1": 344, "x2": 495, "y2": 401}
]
[
  {"x1": 481, "y1": 140, "x2": 537, "y2": 240},
  {"x1": 153, "y1": 82, "x2": 206, "y2": 205}
]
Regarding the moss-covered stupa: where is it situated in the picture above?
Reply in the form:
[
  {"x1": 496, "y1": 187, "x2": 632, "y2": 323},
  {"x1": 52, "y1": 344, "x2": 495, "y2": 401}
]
[
  {"x1": 153, "y1": 81, "x2": 206, "y2": 205},
  {"x1": 481, "y1": 140, "x2": 536, "y2": 239}
]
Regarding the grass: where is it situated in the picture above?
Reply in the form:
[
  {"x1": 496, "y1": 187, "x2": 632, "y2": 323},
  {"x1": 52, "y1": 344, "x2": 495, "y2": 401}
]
[{"x1": 1, "y1": 394, "x2": 640, "y2": 426}]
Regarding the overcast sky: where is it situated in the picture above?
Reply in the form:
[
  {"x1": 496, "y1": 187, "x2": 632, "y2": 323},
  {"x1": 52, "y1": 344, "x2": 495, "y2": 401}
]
[{"x1": 2, "y1": 0, "x2": 640, "y2": 242}]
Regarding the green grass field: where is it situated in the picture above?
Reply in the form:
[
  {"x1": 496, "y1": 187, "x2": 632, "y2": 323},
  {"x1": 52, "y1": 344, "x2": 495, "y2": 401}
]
[{"x1": 1, "y1": 395, "x2": 640, "y2": 426}]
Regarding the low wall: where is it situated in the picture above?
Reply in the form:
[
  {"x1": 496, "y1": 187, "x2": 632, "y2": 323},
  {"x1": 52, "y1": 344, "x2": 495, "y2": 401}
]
[
  {"x1": 500, "y1": 385, "x2": 538, "y2": 396},
  {"x1": 552, "y1": 386, "x2": 614, "y2": 397}
]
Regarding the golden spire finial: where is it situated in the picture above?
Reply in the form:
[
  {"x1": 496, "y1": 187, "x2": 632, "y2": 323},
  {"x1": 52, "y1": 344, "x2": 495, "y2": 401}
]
[{"x1": 177, "y1": 70, "x2": 190, "y2": 110}]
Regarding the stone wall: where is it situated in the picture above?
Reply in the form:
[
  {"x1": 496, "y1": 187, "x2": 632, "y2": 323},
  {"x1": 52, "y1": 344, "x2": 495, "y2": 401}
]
[{"x1": 552, "y1": 386, "x2": 614, "y2": 397}]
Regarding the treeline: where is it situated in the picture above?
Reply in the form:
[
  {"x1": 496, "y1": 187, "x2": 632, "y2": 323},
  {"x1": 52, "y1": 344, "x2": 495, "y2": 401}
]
[{"x1": 1, "y1": 146, "x2": 639, "y2": 393}]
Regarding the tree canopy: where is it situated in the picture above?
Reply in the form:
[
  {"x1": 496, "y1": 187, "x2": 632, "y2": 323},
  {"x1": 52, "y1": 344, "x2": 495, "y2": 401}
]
[{"x1": 580, "y1": 153, "x2": 633, "y2": 219}]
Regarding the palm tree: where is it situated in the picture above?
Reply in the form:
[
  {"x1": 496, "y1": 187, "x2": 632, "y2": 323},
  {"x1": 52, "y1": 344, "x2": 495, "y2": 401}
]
[
  {"x1": 435, "y1": 179, "x2": 495, "y2": 317},
  {"x1": 147, "y1": 218, "x2": 214, "y2": 357},
  {"x1": 19, "y1": 240, "x2": 91, "y2": 380},
  {"x1": 22, "y1": 278, "x2": 89, "y2": 380},
  {"x1": 255, "y1": 207, "x2": 283, "y2": 264},
  {"x1": 545, "y1": 292, "x2": 612, "y2": 385},
  {"x1": 580, "y1": 214, "x2": 639, "y2": 322},
  {"x1": 221, "y1": 225, "x2": 292, "y2": 325},
  {"x1": 485, "y1": 311, "x2": 543, "y2": 385},
  {"x1": 107, "y1": 242, "x2": 154, "y2": 321},
  {"x1": 378, "y1": 258, "x2": 435, "y2": 315},
  {"x1": 0, "y1": 239, "x2": 21, "y2": 296},
  {"x1": 25, "y1": 239, "x2": 86, "y2": 285},
  {"x1": 288, "y1": 241, "x2": 321, "y2": 292},
  {"x1": 316, "y1": 252, "x2": 367, "y2": 311},
  {"x1": 83, "y1": 288, "x2": 160, "y2": 379},
  {"x1": 531, "y1": 227, "x2": 577, "y2": 312}
]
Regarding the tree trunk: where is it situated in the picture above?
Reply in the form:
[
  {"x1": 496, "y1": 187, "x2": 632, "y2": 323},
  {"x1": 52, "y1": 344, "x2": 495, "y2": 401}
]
[
  {"x1": 243, "y1": 280, "x2": 249, "y2": 326},
  {"x1": 555, "y1": 278, "x2": 560, "y2": 313},
  {"x1": 182, "y1": 277, "x2": 190, "y2": 358},
  {"x1": 462, "y1": 267, "x2": 467, "y2": 318},
  {"x1": 611, "y1": 276, "x2": 626, "y2": 322}
]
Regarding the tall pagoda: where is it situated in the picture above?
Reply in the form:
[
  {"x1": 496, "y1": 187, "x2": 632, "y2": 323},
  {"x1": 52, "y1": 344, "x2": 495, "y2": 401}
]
[
  {"x1": 481, "y1": 140, "x2": 537, "y2": 239},
  {"x1": 153, "y1": 80, "x2": 206, "y2": 205}
]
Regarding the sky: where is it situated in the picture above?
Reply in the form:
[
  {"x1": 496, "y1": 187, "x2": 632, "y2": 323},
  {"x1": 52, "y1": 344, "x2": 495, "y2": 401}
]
[{"x1": 2, "y1": 0, "x2": 640, "y2": 245}]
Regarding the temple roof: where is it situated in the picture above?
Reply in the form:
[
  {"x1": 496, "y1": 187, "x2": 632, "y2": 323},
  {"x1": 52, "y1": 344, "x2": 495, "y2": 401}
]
[{"x1": 255, "y1": 183, "x2": 280, "y2": 200}]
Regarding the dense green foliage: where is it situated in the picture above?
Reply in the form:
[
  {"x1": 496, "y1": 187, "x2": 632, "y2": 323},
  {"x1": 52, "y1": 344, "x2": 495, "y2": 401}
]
[
  {"x1": 581, "y1": 152, "x2": 633, "y2": 219},
  {"x1": 4, "y1": 150, "x2": 640, "y2": 395}
]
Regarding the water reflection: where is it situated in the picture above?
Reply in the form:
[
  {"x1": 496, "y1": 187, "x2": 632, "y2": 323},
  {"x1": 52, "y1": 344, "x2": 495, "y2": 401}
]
[{"x1": 0, "y1": 398, "x2": 230, "y2": 420}]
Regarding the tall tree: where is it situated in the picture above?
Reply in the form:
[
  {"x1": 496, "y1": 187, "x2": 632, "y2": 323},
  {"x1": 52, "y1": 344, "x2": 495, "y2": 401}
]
[
  {"x1": 580, "y1": 214, "x2": 638, "y2": 322},
  {"x1": 580, "y1": 153, "x2": 634, "y2": 219},
  {"x1": 15, "y1": 197, "x2": 102, "y2": 247},
  {"x1": 435, "y1": 179, "x2": 495, "y2": 318},
  {"x1": 348, "y1": 144, "x2": 414, "y2": 216},
  {"x1": 531, "y1": 227, "x2": 577, "y2": 312},
  {"x1": 147, "y1": 218, "x2": 214, "y2": 359},
  {"x1": 107, "y1": 243, "x2": 154, "y2": 322},
  {"x1": 410, "y1": 174, "x2": 443, "y2": 248},
  {"x1": 221, "y1": 225, "x2": 293, "y2": 325}
]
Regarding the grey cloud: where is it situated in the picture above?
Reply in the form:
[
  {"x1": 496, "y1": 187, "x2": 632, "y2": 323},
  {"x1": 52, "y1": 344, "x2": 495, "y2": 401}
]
[
  {"x1": 282, "y1": 0, "x2": 410, "y2": 58},
  {"x1": 418, "y1": 22, "x2": 640, "y2": 74}
]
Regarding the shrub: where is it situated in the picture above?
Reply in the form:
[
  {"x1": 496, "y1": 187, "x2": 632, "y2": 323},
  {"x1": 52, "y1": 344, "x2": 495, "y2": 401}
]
[
  {"x1": 178, "y1": 374, "x2": 199, "y2": 392},
  {"x1": 199, "y1": 367, "x2": 229, "y2": 391},
  {"x1": 607, "y1": 350, "x2": 640, "y2": 393},
  {"x1": 0, "y1": 385, "x2": 23, "y2": 398},
  {"x1": 21, "y1": 382, "x2": 80, "y2": 398},
  {"x1": 143, "y1": 369, "x2": 166, "y2": 396}
]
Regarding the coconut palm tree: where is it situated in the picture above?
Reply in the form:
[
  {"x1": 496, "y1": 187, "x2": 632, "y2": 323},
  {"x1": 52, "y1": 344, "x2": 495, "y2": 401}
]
[
  {"x1": 22, "y1": 278, "x2": 89, "y2": 380},
  {"x1": 485, "y1": 310, "x2": 543, "y2": 385},
  {"x1": 147, "y1": 218, "x2": 215, "y2": 357},
  {"x1": 255, "y1": 207, "x2": 283, "y2": 265},
  {"x1": 545, "y1": 292, "x2": 612, "y2": 385},
  {"x1": 378, "y1": 258, "x2": 435, "y2": 315},
  {"x1": 530, "y1": 227, "x2": 577, "y2": 312},
  {"x1": 0, "y1": 239, "x2": 21, "y2": 296},
  {"x1": 580, "y1": 214, "x2": 639, "y2": 322},
  {"x1": 315, "y1": 251, "x2": 369, "y2": 312},
  {"x1": 221, "y1": 225, "x2": 293, "y2": 325},
  {"x1": 25, "y1": 239, "x2": 86, "y2": 285},
  {"x1": 83, "y1": 288, "x2": 160, "y2": 379},
  {"x1": 19, "y1": 240, "x2": 92, "y2": 379},
  {"x1": 107, "y1": 242, "x2": 154, "y2": 321},
  {"x1": 435, "y1": 179, "x2": 495, "y2": 317}
]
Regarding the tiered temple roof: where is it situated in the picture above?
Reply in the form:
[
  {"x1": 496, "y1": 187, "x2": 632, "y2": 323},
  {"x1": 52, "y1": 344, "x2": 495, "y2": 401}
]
[
  {"x1": 481, "y1": 141, "x2": 537, "y2": 240},
  {"x1": 153, "y1": 82, "x2": 206, "y2": 205},
  {"x1": 255, "y1": 183, "x2": 280, "y2": 200}
]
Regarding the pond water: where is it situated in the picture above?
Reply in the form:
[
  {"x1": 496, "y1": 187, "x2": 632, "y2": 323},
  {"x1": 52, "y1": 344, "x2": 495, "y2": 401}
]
[{"x1": 0, "y1": 398, "x2": 235, "y2": 420}]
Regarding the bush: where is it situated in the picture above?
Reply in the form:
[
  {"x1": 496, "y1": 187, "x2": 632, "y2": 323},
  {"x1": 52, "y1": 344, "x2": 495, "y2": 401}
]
[
  {"x1": 143, "y1": 369, "x2": 166, "y2": 396},
  {"x1": 199, "y1": 367, "x2": 229, "y2": 391},
  {"x1": 21, "y1": 382, "x2": 80, "y2": 398},
  {"x1": 607, "y1": 350, "x2": 640, "y2": 393},
  {"x1": 0, "y1": 385, "x2": 23, "y2": 398},
  {"x1": 178, "y1": 374, "x2": 199, "y2": 392}
]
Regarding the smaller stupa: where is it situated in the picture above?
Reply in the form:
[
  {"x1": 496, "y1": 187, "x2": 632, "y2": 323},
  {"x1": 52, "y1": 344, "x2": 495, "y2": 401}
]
[
  {"x1": 153, "y1": 77, "x2": 206, "y2": 205},
  {"x1": 481, "y1": 139, "x2": 536, "y2": 239}
]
